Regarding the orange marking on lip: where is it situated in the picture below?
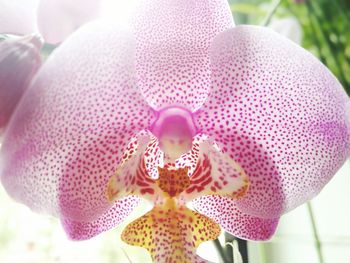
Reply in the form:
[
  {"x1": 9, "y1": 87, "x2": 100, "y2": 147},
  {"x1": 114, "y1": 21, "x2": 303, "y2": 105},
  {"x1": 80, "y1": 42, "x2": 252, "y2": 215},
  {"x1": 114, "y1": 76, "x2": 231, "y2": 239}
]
[{"x1": 156, "y1": 167, "x2": 190, "y2": 198}]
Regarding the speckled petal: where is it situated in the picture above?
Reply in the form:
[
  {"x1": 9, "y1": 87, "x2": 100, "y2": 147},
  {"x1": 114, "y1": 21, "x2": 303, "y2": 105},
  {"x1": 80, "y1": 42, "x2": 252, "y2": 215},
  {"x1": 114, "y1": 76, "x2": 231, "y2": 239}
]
[
  {"x1": 193, "y1": 195, "x2": 279, "y2": 241},
  {"x1": 107, "y1": 132, "x2": 160, "y2": 203},
  {"x1": 0, "y1": 0, "x2": 39, "y2": 35},
  {"x1": 195, "y1": 26, "x2": 350, "y2": 218},
  {"x1": 62, "y1": 196, "x2": 140, "y2": 240},
  {"x1": 176, "y1": 134, "x2": 249, "y2": 201},
  {"x1": 0, "y1": 22, "x2": 154, "y2": 224},
  {"x1": 132, "y1": 0, "x2": 234, "y2": 112},
  {"x1": 37, "y1": 0, "x2": 102, "y2": 44}
]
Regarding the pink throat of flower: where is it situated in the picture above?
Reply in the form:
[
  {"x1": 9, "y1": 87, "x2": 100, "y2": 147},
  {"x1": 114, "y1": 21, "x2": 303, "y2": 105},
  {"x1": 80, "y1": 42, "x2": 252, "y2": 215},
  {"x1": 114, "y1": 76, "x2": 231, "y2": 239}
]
[{"x1": 150, "y1": 107, "x2": 197, "y2": 162}]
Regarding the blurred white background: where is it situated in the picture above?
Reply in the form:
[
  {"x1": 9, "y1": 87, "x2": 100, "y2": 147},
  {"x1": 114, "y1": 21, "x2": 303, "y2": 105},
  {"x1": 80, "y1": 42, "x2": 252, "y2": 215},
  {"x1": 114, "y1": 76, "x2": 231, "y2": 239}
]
[{"x1": 249, "y1": 159, "x2": 350, "y2": 263}]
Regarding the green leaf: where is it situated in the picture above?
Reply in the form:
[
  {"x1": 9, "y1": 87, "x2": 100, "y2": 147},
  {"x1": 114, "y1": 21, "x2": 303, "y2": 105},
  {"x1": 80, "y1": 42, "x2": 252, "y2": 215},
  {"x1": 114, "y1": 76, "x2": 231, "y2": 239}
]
[{"x1": 230, "y1": 3, "x2": 266, "y2": 15}]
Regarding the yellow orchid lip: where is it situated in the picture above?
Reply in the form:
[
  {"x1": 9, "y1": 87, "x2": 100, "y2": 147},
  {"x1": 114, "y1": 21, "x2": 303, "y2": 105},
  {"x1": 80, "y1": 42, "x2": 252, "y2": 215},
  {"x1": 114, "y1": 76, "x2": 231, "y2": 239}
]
[
  {"x1": 122, "y1": 202, "x2": 221, "y2": 263},
  {"x1": 106, "y1": 130, "x2": 250, "y2": 262},
  {"x1": 122, "y1": 165, "x2": 222, "y2": 263}
]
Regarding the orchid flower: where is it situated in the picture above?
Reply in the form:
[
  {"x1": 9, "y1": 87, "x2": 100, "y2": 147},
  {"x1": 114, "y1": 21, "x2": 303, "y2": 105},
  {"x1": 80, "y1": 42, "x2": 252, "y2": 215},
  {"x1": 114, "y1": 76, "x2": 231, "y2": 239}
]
[
  {"x1": 0, "y1": 35, "x2": 42, "y2": 131},
  {"x1": 0, "y1": 0, "x2": 102, "y2": 44},
  {"x1": 1, "y1": 0, "x2": 350, "y2": 262},
  {"x1": 0, "y1": 0, "x2": 102, "y2": 130}
]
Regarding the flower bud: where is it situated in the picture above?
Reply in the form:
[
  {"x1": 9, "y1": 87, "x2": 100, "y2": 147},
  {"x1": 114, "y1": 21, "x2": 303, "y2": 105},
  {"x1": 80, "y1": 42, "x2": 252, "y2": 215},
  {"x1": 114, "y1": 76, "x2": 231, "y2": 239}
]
[{"x1": 0, "y1": 35, "x2": 42, "y2": 130}]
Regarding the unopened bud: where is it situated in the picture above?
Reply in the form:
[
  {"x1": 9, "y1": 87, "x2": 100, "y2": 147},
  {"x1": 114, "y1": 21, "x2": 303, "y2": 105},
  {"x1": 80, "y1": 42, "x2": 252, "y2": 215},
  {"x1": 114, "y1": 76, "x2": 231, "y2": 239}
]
[{"x1": 0, "y1": 35, "x2": 42, "y2": 130}]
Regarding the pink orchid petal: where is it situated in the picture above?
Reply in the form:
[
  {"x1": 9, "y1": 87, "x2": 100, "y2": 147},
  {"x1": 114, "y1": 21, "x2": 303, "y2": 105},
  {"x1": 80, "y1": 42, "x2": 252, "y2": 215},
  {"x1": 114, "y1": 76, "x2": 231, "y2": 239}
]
[
  {"x1": 0, "y1": 0, "x2": 39, "y2": 35},
  {"x1": 176, "y1": 134, "x2": 249, "y2": 201},
  {"x1": 193, "y1": 195, "x2": 279, "y2": 241},
  {"x1": 0, "y1": 22, "x2": 154, "y2": 223},
  {"x1": 195, "y1": 26, "x2": 350, "y2": 219},
  {"x1": 132, "y1": 0, "x2": 234, "y2": 112},
  {"x1": 37, "y1": 0, "x2": 102, "y2": 44},
  {"x1": 62, "y1": 196, "x2": 140, "y2": 240},
  {"x1": 107, "y1": 132, "x2": 161, "y2": 203},
  {"x1": 0, "y1": 36, "x2": 42, "y2": 130},
  {"x1": 143, "y1": 133, "x2": 164, "y2": 179}
]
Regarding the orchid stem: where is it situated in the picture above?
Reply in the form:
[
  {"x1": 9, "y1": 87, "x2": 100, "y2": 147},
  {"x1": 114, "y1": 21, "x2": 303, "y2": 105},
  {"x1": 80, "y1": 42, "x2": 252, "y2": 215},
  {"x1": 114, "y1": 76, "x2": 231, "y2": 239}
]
[
  {"x1": 258, "y1": 242, "x2": 268, "y2": 263},
  {"x1": 307, "y1": 202, "x2": 324, "y2": 263},
  {"x1": 214, "y1": 238, "x2": 230, "y2": 263},
  {"x1": 236, "y1": 238, "x2": 248, "y2": 263},
  {"x1": 263, "y1": 0, "x2": 284, "y2": 26},
  {"x1": 225, "y1": 232, "x2": 235, "y2": 263}
]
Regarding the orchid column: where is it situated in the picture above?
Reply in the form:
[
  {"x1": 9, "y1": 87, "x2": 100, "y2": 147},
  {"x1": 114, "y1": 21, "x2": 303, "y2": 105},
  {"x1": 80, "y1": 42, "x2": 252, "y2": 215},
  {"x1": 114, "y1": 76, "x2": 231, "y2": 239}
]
[{"x1": 0, "y1": 0, "x2": 350, "y2": 263}]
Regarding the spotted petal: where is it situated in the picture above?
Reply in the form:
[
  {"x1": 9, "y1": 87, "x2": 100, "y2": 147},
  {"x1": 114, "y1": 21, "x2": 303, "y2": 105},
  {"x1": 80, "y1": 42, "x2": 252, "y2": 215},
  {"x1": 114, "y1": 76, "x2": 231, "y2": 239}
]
[
  {"x1": 106, "y1": 132, "x2": 161, "y2": 203},
  {"x1": 195, "y1": 26, "x2": 350, "y2": 219},
  {"x1": 175, "y1": 134, "x2": 250, "y2": 201},
  {"x1": 193, "y1": 196, "x2": 279, "y2": 241},
  {"x1": 0, "y1": 0, "x2": 39, "y2": 35},
  {"x1": 37, "y1": 0, "x2": 102, "y2": 44},
  {"x1": 62, "y1": 196, "x2": 140, "y2": 240},
  {"x1": 0, "y1": 22, "x2": 154, "y2": 229},
  {"x1": 132, "y1": 0, "x2": 234, "y2": 112}
]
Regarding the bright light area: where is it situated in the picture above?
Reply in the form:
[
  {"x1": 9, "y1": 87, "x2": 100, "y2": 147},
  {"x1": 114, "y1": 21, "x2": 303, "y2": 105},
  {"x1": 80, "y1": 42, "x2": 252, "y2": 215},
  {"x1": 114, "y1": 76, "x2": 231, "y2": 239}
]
[
  {"x1": 0, "y1": 182, "x2": 221, "y2": 263},
  {"x1": 99, "y1": 0, "x2": 138, "y2": 26}
]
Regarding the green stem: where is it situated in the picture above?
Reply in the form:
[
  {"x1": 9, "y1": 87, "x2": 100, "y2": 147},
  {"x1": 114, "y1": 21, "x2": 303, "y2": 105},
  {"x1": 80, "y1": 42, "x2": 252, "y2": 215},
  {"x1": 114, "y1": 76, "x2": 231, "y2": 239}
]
[
  {"x1": 214, "y1": 238, "x2": 230, "y2": 263},
  {"x1": 307, "y1": 202, "x2": 324, "y2": 263},
  {"x1": 258, "y1": 242, "x2": 268, "y2": 263},
  {"x1": 225, "y1": 232, "x2": 235, "y2": 263},
  {"x1": 262, "y1": 0, "x2": 284, "y2": 26},
  {"x1": 236, "y1": 238, "x2": 248, "y2": 263}
]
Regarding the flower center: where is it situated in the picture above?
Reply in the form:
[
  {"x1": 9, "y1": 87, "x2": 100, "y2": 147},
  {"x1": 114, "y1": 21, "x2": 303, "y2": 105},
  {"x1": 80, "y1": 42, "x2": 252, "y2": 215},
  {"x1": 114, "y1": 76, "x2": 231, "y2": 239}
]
[
  {"x1": 156, "y1": 166, "x2": 190, "y2": 198},
  {"x1": 150, "y1": 107, "x2": 196, "y2": 162}
]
